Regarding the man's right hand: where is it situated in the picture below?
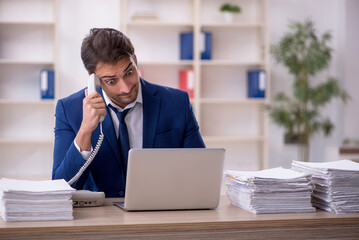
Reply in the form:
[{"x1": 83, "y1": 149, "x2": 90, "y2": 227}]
[{"x1": 75, "y1": 89, "x2": 107, "y2": 152}]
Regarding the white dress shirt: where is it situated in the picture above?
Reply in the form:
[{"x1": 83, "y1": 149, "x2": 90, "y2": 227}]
[{"x1": 75, "y1": 83, "x2": 143, "y2": 159}]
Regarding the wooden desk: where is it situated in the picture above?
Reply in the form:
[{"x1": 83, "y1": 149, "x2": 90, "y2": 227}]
[{"x1": 1, "y1": 196, "x2": 359, "y2": 239}]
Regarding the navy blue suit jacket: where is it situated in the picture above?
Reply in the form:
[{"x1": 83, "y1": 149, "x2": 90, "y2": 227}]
[{"x1": 52, "y1": 78, "x2": 205, "y2": 197}]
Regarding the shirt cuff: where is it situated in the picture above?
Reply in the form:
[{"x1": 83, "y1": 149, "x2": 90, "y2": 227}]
[{"x1": 74, "y1": 140, "x2": 93, "y2": 160}]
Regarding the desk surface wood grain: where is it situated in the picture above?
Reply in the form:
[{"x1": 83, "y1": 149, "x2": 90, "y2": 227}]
[{"x1": 1, "y1": 196, "x2": 359, "y2": 239}]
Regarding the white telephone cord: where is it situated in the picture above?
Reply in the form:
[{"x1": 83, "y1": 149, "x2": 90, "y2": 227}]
[{"x1": 68, "y1": 122, "x2": 104, "y2": 185}]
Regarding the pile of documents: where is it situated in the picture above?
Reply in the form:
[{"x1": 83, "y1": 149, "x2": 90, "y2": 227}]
[
  {"x1": 225, "y1": 167, "x2": 315, "y2": 214},
  {"x1": 0, "y1": 178, "x2": 75, "y2": 221},
  {"x1": 292, "y1": 160, "x2": 359, "y2": 213}
]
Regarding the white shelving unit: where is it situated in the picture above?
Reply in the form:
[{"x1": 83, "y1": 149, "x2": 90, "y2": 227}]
[
  {"x1": 120, "y1": 0, "x2": 270, "y2": 171},
  {"x1": 0, "y1": 0, "x2": 58, "y2": 178},
  {"x1": 0, "y1": 0, "x2": 268, "y2": 178}
]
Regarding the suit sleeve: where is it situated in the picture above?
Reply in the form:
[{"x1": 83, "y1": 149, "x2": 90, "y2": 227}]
[
  {"x1": 52, "y1": 99, "x2": 90, "y2": 189},
  {"x1": 183, "y1": 92, "x2": 206, "y2": 148}
]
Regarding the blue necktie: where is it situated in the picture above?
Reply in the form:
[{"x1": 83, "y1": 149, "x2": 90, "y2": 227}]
[{"x1": 109, "y1": 105, "x2": 131, "y2": 175}]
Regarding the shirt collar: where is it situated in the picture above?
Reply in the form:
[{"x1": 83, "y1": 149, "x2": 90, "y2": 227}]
[{"x1": 102, "y1": 80, "x2": 143, "y2": 111}]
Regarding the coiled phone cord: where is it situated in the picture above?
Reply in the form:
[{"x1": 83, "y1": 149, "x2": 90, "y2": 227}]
[{"x1": 68, "y1": 122, "x2": 104, "y2": 185}]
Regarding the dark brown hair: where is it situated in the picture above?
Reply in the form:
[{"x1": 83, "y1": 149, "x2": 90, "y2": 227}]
[{"x1": 81, "y1": 28, "x2": 135, "y2": 74}]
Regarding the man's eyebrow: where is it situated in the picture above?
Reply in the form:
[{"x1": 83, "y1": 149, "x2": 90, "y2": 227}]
[
  {"x1": 123, "y1": 62, "x2": 133, "y2": 72},
  {"x1": 100, "y1": 74, "x2": 116, "y2": 79},
  {"x1": 99, "y1": 62, "x2": 133, "y2": 79}
]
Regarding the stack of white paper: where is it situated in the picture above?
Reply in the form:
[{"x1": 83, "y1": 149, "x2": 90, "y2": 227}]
[
  {"x1": 225, "y1": 167, "x2": 315, "y2": 214},
  {"x1": 292, "y1": 160, "x2": 359, "y2": 214},
  {"x1": 0, "y1": 178, "x2": 75, "y2": 222}
]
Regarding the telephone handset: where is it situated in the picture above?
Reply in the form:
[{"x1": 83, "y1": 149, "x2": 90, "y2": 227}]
[
  {"x1": 67, "y1": 73, "x2": 105, "y2": 186},
  {"x1": 87, "y1": 74, "x2": 105, "y2": 122}
]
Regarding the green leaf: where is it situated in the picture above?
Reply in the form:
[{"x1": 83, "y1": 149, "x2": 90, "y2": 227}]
[
  {"x1": 310, "y1": 77, "x2": 350, "y2": 107},
  {"x1": 293, "y1": 79, "x2": 309, "y2": 102},
  {"x1": 269, "y1": 107, "x2": 294, "y2": 133},
  {"x1": 302, "y1": 109, "x2": 318, "y2": 122},
  {"x1": 310, "y1": 121, "x2": 322, "y2": 135},
  {"x1": 321, "y1": 119, "x2": 334, "y2": 137},
  {"x1": 274, "y1": 92, "x2": 291, "y2": 102},
  {"x1": 220, "y1": 3, "x2": 241, "y2": 13}
]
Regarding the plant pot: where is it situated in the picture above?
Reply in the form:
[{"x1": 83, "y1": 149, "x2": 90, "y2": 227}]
[
  {"x1": 284, "y1": 133, "x2": 306, "y2": 144},
  {"x1": 222, "y1": 12, "x2": 235, "y2": 23}
]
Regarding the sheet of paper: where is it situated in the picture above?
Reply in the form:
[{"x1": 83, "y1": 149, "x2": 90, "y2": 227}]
[
  {"x1": 226, "y1": 167, "x2": 310, "y2": 181},
  {"x1": 293, "y1": 160, "x2": 359, "y2": 171},
  {"x1": 0, "y1": 178, "x2": 75, "y2": 193}
]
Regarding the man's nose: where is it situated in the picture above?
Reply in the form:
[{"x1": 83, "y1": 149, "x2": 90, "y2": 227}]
[{"x1": 117, "y1": 78, "x2": 131, "y2": 93}]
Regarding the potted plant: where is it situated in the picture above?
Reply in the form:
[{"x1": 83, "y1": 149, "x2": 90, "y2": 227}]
[
  {"x1": 268, "y1": 19, "x2": 350, "y2": 162},
  {"x1": 219, "y1": 3, "x2": 241, "y2": 23}
]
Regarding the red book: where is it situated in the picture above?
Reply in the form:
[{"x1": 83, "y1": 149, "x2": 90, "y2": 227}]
[{"x1": 179, "y1": 69, "x2": 194, "y2": 99}]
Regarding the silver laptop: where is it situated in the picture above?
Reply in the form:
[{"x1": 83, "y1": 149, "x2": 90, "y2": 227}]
[{"x1": 113, "y1": 148, "x2": 225, "y2": 211}]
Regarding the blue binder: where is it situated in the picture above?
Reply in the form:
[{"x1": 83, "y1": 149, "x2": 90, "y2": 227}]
[
  {"x1": 247, "y1": 70, "x2": 266, "y2": 98},
  {"x1": 180, "y1": 32, "x2": 212, "y2": 60},
  {"x1": 40, "y1": 69, "x2": 55, "y2": 99}
]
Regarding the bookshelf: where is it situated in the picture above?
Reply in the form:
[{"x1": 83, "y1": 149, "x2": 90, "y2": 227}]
[
  {"x1": 120, "y1": 0, "x2": 270, "y2": 171},
  {"x1": 0, "y1": 0, "x2": 269, "y2": 178},
  {"x1": 0, "y1": 0, "x2": 58, "y2": 178}
]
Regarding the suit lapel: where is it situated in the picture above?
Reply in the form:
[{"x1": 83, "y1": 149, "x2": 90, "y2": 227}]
[{"x1": 141, "y1": 79, "x2": 160, "y2": 148}]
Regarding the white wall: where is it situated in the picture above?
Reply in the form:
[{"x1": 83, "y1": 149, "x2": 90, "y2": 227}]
[
  {"x1": 344, "y1": 0, "x2": 359, "y2": 139},
  {"x1": 57, "y1": 0, "x2": 120, "y2": 98},
  {"x1": 267, "y1": 0, "x2": 352, "y2": 167}
]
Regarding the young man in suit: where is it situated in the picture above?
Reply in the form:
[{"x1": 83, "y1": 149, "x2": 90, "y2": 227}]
[{"x1": 52, "y1": 28, "x2": 205, "y2": 197}]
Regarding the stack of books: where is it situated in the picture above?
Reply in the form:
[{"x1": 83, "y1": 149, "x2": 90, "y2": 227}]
[
  {"x1": 0, "y1": 178, "x2": 75, "y2": 222},
  {"x1": 292, "y1": 160, "x2": 359, "y2": 213},
  {"x1": 225, "y1": 167, "x2": 315, "y2": 214}
]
